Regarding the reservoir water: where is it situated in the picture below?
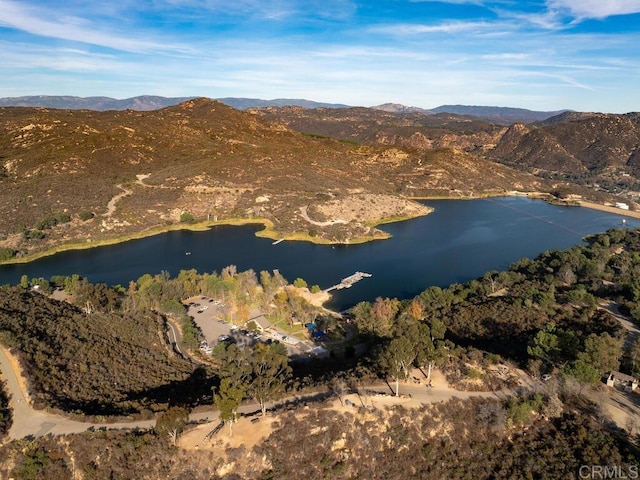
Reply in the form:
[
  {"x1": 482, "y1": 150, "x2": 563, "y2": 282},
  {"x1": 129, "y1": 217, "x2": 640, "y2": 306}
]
[{"x1": 1, "y1": 197, "x2": 638, "y2": 311}]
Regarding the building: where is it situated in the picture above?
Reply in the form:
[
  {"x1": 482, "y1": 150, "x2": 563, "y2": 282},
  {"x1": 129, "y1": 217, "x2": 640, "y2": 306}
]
[
  {"x1": 606, "y1": 371, "x2": 639, "y2": 392},
  {"x1": 615, "y1": 202, "x2": 630, "y2": 210},
  {"x1": 247, "y1": 308, "x2": 271, "y2": 332}
]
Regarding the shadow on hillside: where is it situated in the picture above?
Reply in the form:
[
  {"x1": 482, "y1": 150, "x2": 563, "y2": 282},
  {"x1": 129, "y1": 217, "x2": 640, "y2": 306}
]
[
  {"x1": 47, "y1": 366, "x2": 218, "y2": 416},
  {"x1": 123, "y1": 366, "x2": 216, "y2": 412}
]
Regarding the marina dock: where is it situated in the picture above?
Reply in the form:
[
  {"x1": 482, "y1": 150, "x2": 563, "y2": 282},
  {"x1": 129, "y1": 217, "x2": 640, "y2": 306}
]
[{"x1": 326, "y1": 271, "x2": 372, "y2": 292}]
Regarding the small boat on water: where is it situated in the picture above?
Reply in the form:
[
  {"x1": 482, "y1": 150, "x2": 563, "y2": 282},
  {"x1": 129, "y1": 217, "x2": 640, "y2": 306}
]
[{"x1": 185, "y1": 252, "x2": 191, "y2": 255}]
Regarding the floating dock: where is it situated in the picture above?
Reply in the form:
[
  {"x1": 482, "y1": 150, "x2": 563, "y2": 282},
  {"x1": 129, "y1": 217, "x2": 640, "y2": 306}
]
[
  {"x1": 272, "y1": 238, "x2": 285, "y2": 245},
  {"x1": 326, "y1": 271, "x2": 372, "y2": 291}
]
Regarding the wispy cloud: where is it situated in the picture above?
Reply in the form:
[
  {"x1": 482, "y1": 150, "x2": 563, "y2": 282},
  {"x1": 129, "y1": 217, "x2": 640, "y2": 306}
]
[
  {"x1": 546, "y1": 0, "x2": 640, "y2": 19},
  {"x1": 370, "y1": 20, "x2": 496, "y2": 35},
  {"x1": 157, "y1": 0, "x2": 356, "y2": 21},
  {"x1": 0, "y1": 0, "x2": 191, "y2": 53}
]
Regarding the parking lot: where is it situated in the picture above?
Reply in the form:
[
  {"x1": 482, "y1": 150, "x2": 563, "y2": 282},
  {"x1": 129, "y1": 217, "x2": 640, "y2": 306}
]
[
  {"x1": 185, "y1": 297, "x2": 232, "y2": 347},
  {"x1": 185, "y1": 296, "x2": 264, "y2": 351},
  {"x1": 184, "y1": 296, "x2": 316, "y2": 358}
]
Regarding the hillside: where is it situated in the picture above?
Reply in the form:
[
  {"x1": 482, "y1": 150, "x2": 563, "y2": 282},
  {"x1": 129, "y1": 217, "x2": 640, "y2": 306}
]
[
  {"x1": 259, "y1": 105, "x2": 640, "y2": 198},
  {"x1": 489, "y1": 112, "x2": 640, "y2": 189},
  {"x1": 0, "y1": 286, "x2": 199, "y2": 415},
  {"x1": 256, "y1": 105, "x2": 507, "y2": 153},
  {"x1": 0, "y1": 98, "x2": 552, "y2": 259},
  {"x1": 429, "y1": 105, "x2": 569, "y2": 124}
]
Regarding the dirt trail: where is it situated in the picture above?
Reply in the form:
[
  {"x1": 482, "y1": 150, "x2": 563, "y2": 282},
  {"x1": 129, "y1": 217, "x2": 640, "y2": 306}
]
[
  {"x1": 299, "y1": 205, "x2": 347, "y2": 227},
  {"x1": 102, "y1": 184, "x2": 132, "y2": 218}
]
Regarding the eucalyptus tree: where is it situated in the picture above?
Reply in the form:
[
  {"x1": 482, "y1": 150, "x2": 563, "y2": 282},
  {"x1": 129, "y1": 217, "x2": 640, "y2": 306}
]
[
  {"x1": 247, "y1": 342, "x2": 291, "y2": 415},
  {"x1": 380, "y1": 336, "x2": 416, "y2": 396}
]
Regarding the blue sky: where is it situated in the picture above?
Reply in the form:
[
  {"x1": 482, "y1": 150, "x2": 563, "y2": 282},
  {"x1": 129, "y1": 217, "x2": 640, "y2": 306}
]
[{"x1": 0, "y1": 0, "x2": 639, "y2": 112}]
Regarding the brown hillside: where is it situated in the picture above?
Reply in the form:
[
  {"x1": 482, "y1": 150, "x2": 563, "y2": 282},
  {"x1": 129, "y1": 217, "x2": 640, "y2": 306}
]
[
  {"x1": 489, "y1": 112, "x2": 640, "y2": 185},
  {"x1": 0, "y1": 99, "x2": 552, "y2": 258},
  {"x1": 256, "y1": 106, "x2": 506, "y2": 152}
]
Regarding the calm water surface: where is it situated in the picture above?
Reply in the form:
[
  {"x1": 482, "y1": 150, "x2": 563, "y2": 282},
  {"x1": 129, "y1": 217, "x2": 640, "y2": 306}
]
[{"x1": 1, "y1": 198, "x2": 637, "y2": 310}]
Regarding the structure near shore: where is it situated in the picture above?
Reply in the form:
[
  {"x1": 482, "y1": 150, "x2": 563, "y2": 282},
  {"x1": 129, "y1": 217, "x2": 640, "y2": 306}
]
[{"x1": 326, "y1": 271, "x2": 372, "y2": 292}]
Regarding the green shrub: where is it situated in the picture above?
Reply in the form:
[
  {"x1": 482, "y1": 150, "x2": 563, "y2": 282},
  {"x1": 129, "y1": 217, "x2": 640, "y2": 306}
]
[
  {"x1": 0, "y1": 248, "x2": 16, "y2": 261},
  {"x1": 179, "y1": 212, "x2": 196, "y2": 224},
  {"x1": 79, "y1": 211, "x2": 94, "y2": 221},
  {"x1": 35, "y1": 213, "x2": 72, "y2": 230},
  {"x1": 293, "y1": 278, "x2": 308, "y2": 288}
]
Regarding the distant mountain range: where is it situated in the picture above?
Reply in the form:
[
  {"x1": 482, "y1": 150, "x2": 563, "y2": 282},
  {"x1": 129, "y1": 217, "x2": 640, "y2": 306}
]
[
  {"x1": 0, "y1": 95, "x2": 567, "y2": 124},
  {"x1": 370, "y1": 103, "x2": 569, "y2": 124}
]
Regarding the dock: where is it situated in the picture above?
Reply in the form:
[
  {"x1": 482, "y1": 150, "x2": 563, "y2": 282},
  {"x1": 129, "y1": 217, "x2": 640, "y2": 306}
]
[
  {"x1": 326, "y1": 271, "x2": 372, "y2": 292},
  {"x1": 272, "y1": 238, "x2": 285, "y2": 245}
]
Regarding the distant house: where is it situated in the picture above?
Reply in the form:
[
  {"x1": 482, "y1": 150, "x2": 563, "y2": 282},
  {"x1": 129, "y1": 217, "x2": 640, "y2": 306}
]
[
  {"x1": 606, "y1": 371, "x2": 639, "y2": 392},
  {"x1": 615, "y1": 202, "x2": 630, "y2": 210}
]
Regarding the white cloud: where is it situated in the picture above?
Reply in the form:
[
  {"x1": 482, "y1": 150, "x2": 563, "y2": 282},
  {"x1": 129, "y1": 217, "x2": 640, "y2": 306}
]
[
  {"x1": 370, "y1": 20, "x2": 495, "y2": 35},
  {"x1": 0, "y1": 0, "x2": 190, "y2": 54},
  {"x1": 546, "y1": 0, "x2": 640, "y2": 19},
  {"x1": 481, "y1": 53, "x2": 530, "y2": 61}
]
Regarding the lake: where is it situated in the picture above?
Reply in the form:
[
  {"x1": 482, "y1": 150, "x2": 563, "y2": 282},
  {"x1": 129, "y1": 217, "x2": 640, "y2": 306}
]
[{"x1": 0, "y1": 197, "x2": 637, "y2": 311}]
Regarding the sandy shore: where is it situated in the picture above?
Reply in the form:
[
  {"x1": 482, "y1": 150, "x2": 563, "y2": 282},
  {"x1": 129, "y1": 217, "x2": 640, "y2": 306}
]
[{"x1": 577, "y1": 200, "x2": 640, "y2": 220}]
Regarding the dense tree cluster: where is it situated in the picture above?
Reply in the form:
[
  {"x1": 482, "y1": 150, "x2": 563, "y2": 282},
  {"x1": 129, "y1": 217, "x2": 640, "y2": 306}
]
[{"x1": 0, "y1": 286, "x2": 197, "y2": 415}]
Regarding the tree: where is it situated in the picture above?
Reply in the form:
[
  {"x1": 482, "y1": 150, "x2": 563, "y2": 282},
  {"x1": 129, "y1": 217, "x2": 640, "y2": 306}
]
[
  {"x1": 527, "y1": 323, "x2": 577, "y2": 365},
  {"x1": 330, "y1": 377, "x2": 349, "y2": 406},
  {"x1": 180, "y1": 212, "x2": 196, "y2": 224},
  {"x1": 564, "y1": 359, "x2": 601, "y2": 392},
  {"x1": 579, "y1": 333, "x2": 622, "y2": 375},
  {"x1": 379, "y1": 336, "x2": 416, "y2": 396},
  {"x1": 155, "y1": 406, "x2": 189, "y2": 445},
  {"x1": 213, "y1": 343, "x2": 251, "y2": 385},
  {"x1": 293, "y1": 277, "x2": 308, "y2": 289},
  {"x1": 405, "y1": 299, "x2": 425, "y2": 321},
  {"x1": 247, "y1": 342, "x2": 291, "y2": 415},
  {"x1": 626, "y1": 337, "x2": 640, "y2": 377},
  {"x1": 214, "y1": 377, "x2": 246, "y2": 436}
]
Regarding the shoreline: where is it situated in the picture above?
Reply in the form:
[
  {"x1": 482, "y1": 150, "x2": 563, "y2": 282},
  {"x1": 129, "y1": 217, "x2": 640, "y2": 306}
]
[
  {"x1": 1, "y1": 192, "x2": 635, "y2": 267},
  {"x1": 0, "y1": 208, "x2": 431, "y2": 266},
  {"x1": 576, "y1": 200, "x2": 640, "y2": 219},
  {"x1": 0, "y1": 218, "x2": 273, "y2": 266}
]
